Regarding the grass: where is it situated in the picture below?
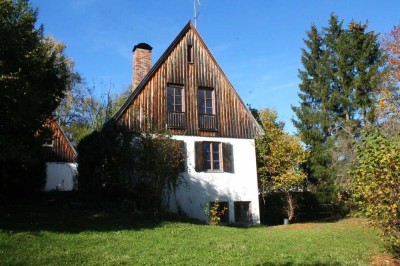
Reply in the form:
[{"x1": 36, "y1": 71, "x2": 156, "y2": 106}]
[{"x1": 0, "y1": 192, "x2": 389, "y2": 265}]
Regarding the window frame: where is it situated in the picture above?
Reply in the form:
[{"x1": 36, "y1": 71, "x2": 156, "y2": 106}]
[
  {"x1": 234, "y1": 201, "x2": 252, "y2": 224},
  {"x1": 203, "y1": 141, "x2": 222, "y2": 172},
  {"x1": 166, "y1": 84, "x2": 185, "y2": 113},
  {"x1": 195, "y1": 142, "x2": 234, "y2": 173},
  {"x1": 198, "y1": 87, "x2": 215, "y2": 115},
  {"x1": 187, "y1": 45, "x2": 194, "y2": 64}
]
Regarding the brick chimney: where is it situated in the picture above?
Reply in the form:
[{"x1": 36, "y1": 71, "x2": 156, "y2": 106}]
[{"x1": 132, "y1": 43, "x2": 152, "y2": 91}]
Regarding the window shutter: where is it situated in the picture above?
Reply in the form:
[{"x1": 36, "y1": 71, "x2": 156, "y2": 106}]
[
  {"x1": 195, "y1": 141, "x2": 204, "y2": 172},
  {"x1": 222, "y1": 143, "x2": 234, "y2": 173}
]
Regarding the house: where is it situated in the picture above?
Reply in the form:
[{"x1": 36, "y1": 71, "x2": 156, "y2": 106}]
[
  {"x1": 42, "y1": 117, "x2": 78, "y2": 191},
  {"x1": 114, "y1": 22, "x2": 264, "y2": 224}
]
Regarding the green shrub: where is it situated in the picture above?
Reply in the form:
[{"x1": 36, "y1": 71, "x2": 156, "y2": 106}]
[
  {"x1": 351, "y1": 132, "x2": 400, "y2": 257},
  {"x1": 77, "y1": 122, "x2": 185, "y2": 214}
]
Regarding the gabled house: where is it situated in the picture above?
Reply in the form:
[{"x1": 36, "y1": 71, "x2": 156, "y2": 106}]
[
  {"x1": 114, "y1": 21, "x2": 264, "y2": 224},
  {"x1": 42, "y1": 117, "x2": 77, "y2": 163},
  {"x1": 42, "y1": 117, "x2": 78, "y2": 191}
]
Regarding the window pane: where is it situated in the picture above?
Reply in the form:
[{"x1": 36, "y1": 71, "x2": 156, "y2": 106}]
[
  {"x1": 213, "y1": 161, "x2": 220, "y2": 170},
  {"x1": 206, "y1": 99, "x2": 212, "y2": 108},
  {"x1": 175, "y1": 104, "x2": 182, "y2": 112},
  {"x1": 167, "y1": 101, "x2": 173, "y2": 111},
  {"x1": 212, "y1": 143, "x2": 219, "y2": 152},
  {"x1": 205, "y1": 160, "x2": 211, "y2": 170},
  {"x1": 204, "y1": 143, "x2": 210, "y2": 153},
  {"x1": 175, "y1": 88, "x2": 181, "y2": 96},
  {"x1": 205, "y1": 152, "x2": 211, "y2": 161},
  {"x1": 167, "y1": 86, "x2": 172, "y2": 95},
  {"x1": 175, "y1": 96, "x2": 182, "y2": 105},
  {"x1": 206, "y1": 90, "x2": 212, "y2": 99}
]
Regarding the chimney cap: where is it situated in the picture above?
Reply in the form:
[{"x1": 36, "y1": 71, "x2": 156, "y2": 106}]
[{"x1": 132, "y1": 43, "x2": 153, "y2": 52}]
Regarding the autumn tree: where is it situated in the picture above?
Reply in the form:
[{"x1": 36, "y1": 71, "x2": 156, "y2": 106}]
[
  {"x1": 350, "y1": 131, "x2": 400, "y2": 257},
  {"x1": 292, "y1": 14, "x2": 384, "y2": 194},
  {"x1": 0, "y1": 0, "x2": 76, "y2": 195},
  {"x1": 56, "y1": 81, "x2": 130, "y2": 145},
  {"x1": 255, "y1": 108, "x2": 308, "y2": 221},
  {"x1": 378, "y1": 25, "x2": 400, "y2": 136}
]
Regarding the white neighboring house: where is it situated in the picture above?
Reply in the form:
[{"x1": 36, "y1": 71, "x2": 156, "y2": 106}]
[
  {"x1": 42, "y1": 118, "x2": 78, "y2": 191},
  {"x1": 113, "y1": 22, "x2": 264, "y2": 224}
]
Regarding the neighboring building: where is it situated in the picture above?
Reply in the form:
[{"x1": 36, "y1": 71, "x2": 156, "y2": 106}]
[
  {"x1": 42, "y1": 118, "x2": 78, "y2": 191},
  {"x1": 114, "y1": 22, "x2": 264, "y2": 224}
]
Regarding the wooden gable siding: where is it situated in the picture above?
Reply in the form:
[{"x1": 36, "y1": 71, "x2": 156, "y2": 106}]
[
  {"x1": 117, "y1": 24, "x2": 263, "y2": 139},
  {"x1": 42, "y1": 119, "x2": 77, "y2": 163}
]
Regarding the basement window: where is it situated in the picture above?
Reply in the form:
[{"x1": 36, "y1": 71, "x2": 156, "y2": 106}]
[{"x1": 234, "y1": 201, "x2": 251, "y2": 224}]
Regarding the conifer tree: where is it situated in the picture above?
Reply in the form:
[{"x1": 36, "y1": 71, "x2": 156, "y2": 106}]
[{"x1": 292, "y1": 14, "x2": 384, "y2": 193}]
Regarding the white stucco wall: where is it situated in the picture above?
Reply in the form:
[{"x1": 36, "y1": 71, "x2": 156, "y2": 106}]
[
  {"x1": 45, "y1": 162, "x2": 78, "y2": 191},
  {"x1": 169, "y1": 136, "x2": 260, "y2": 224}
]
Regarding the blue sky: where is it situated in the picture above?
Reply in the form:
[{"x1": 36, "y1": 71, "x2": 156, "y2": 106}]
[{"x1": 31, "y1": 0, "x2": 399, "y2": 133}]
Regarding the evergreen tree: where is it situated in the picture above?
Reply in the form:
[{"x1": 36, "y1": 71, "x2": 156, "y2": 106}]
[{"x1": 292, "y1": 14, "x2": 384, "y2": 193}]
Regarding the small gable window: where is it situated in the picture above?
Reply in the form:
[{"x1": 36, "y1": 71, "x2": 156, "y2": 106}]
[
  {"x1": 167, "y1": 85, "x2": 185, "y2": 128},
  {"x1": 187, "y1": 45, "x2": 193, "y2": 63},
  {"x1": 195, "y1": 142, "x2": 233, "y2": 173}
]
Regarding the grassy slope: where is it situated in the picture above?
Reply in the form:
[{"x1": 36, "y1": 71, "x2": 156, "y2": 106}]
[{"x1": 0, "y1": 194, "x2": 386, "y2": 265}]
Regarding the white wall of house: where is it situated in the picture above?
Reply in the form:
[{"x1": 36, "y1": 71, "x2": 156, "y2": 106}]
[
  {"x1": 45, "y1": 162, "x2": 77, "y2": 191},
  {"x1": 169, "y1": 135, "x2": 260, "y2": 224}
]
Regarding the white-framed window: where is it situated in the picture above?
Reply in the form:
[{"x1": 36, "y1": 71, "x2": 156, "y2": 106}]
[
  {"x1": 194, "y1": 142, "x2": 233, "y2": 173},
  {"x1": 167, "y1": 84, "x2": 185, "y2": 128}
]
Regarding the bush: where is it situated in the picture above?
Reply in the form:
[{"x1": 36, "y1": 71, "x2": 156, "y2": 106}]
[
  {"x1": 0, "y1": 137, "x2": 46, "y2": 200},
  {"x1": 351, "y1": 132, "x2": 400, "y2": 257},
  {"x1": 77, "y1": 122, "x2": 185, "y2": 214}
]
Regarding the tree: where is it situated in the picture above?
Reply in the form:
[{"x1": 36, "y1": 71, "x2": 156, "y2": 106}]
[
  {"x1": 378, "y1": 25, "x2": 400, "y2": 136},
  {"x1": 0, "y1": 0, "x2": 76, "y2": 195},
  {"x1": 255, "y1": 108, "x2": 308, "y2": 221},
  {"x1": 77, "y1": 122, "x2": 186, "y2": 214},
  {"x1": 350, "y1": 131, "x2": 400, "y2": 257},
  {"x1": 56, "y1": 81, "x2": 130, "y2": 145},
  {"x1": 292, "y1": 14, "x2": 385, "y2": 193}
]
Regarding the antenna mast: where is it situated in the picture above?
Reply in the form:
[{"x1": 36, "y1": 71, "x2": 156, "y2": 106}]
[{"x1": 194, "y1": 0, "x2": 200, "y2": 28}]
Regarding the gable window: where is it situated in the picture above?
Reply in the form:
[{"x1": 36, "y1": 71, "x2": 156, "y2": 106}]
[
  {"x1": 198, "y1": 87, "x2": 217, "y2": 130},
  {"x1": 195, "y1": 142, "x2": 233, "y2": 173},
  {"x1": 187, "y1": 45, "x2": 193, "y2": 63},
  {"x1": 167, "y1": 85, "x2": 185, "y2": 128},
  {"x1": 234, "y1": 201, "x2": 251, "y2": 224},
  {"x1": 42, "y1": 136, "x2": 54, "y2": 147}
]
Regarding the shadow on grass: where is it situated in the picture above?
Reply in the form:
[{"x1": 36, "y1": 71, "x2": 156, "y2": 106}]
[{"x1": 0, "y1": 191, "x2": 203, "y2": 233}]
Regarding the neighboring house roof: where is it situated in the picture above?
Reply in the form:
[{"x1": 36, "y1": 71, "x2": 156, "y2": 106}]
[
  {"x1": 113, "y1": 21, "x2": 264, "y2": 139},
  {"x1": 42, "y1": 117, "x2": 77, "y2": 163}
]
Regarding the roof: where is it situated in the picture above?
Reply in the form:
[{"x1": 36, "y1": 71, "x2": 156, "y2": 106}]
[{"x1": 113, "y1": 21, "x2": 264, "y2": 136}]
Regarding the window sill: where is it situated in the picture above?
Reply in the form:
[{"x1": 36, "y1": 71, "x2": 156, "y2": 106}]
[{"x1": 203, "y1": 170, "x2": 224, "y2": 173}]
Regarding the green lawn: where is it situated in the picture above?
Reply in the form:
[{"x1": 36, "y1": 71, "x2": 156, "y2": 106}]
[{"x1": 0, "y1": 193, "x2": 388, "y2": 265}]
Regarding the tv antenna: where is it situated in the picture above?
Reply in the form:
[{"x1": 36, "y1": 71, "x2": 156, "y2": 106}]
[{"x1": 194, "y1": 0, "x2": 200, "y2": 28}]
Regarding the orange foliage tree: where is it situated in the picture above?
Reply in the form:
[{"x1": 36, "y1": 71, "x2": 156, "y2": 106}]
[{"x1": 378, "y1": 25, "x2": 400, "y2": 134}]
